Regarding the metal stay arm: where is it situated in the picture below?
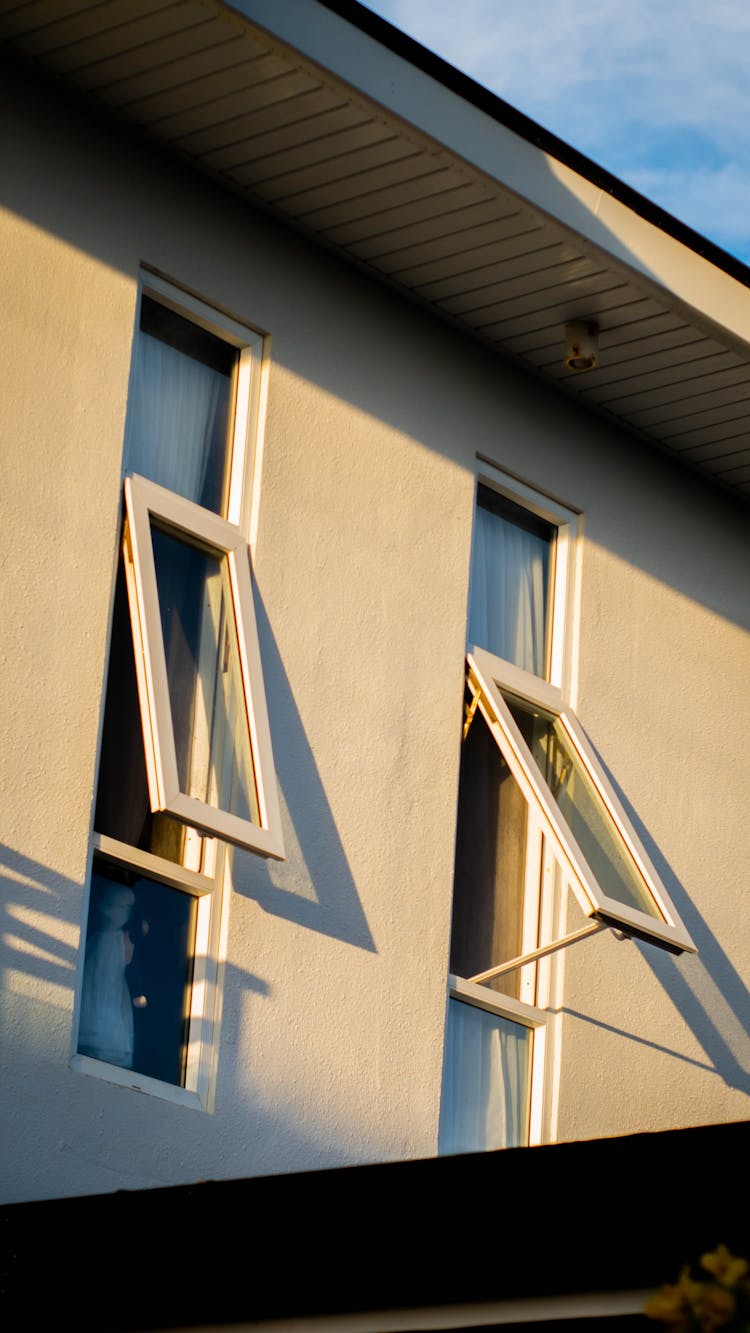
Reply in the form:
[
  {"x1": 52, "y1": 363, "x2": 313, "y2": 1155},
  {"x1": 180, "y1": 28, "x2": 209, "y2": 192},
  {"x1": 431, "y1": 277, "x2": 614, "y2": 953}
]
[{"x1": 468, "y1": 920, "x2": 607, "y2": 984}]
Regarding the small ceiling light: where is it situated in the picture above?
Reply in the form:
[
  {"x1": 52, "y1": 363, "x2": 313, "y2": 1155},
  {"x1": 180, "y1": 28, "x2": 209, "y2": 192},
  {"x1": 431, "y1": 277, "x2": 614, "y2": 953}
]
[{"x1": 564, "y1": 319, "x2": 599, "y2": 372}]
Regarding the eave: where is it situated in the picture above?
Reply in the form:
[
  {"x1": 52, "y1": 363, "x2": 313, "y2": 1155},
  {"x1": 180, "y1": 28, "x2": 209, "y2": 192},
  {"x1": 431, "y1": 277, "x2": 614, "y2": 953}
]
[
  {"x1": 3, "y1": 1121, "x2": 749, "y2": 1330},
  {"x1": 3, "y1": 0, "x2": 750, "y2": 503}
]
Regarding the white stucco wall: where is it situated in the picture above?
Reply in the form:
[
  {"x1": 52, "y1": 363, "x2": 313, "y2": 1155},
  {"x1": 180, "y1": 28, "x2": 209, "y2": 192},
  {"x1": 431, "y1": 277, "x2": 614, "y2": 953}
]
[{"x1": 1, "y1": 62, "x2": 749, "y2": 1204}]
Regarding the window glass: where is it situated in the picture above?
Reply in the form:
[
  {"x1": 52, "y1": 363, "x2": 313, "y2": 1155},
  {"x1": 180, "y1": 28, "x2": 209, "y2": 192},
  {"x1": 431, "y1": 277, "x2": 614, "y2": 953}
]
[
  {"x1": 450, "y1": 697, "x2": 532, "y2": 1000},
  {"x1": 469, "y1": 485, "x2": 554, "y2": 675},
  {"x1": 439, "y1": 999, "x2": 532, "y2": 1152},
  {"x1": 506, "y1": 695, "x2": 661, "y2": 919},
  {"x1": 96, "y1": 294, "x2": 242, "y2": 868},
  {"x1": 82, "y1": 278, "x2": 279, "y2": 1101},
  {"x1": 127, "y1": 296, "x2": 237, "y2": 514},
  {"x1": 95, "y1": 561, "x2": 190, "y2": 865},
  {"x1": 78, "y1": 861, "x2": 197, "y2": 1087},
  {"x1": 150, "y1": 522, "x2": 260, "y2": 826}
]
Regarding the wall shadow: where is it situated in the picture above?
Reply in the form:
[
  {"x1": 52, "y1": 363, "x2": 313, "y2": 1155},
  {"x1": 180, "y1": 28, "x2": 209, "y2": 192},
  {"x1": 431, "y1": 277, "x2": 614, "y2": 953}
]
[
  {"x1": 556, "y1": 735, "x2": 750, "y2": 1094},
  {"x1": 0, "y1": 839, "x2": 383, "y2": 1202},
  {"x1": 0, "y1": 844, "x2": 81, "y2": 998},
  {"x1": 2, "y1": 30, "x2": 749, "y2": 1175},
  {"x1": 0, "y1": 842, "x2": 271, "y2": 1018},
  {"x1": 0, "y1": 44, "x2": 748, "y2": 644},
  {"x1": 230, "y1": 592, "x2": 376, "y2": 953}
]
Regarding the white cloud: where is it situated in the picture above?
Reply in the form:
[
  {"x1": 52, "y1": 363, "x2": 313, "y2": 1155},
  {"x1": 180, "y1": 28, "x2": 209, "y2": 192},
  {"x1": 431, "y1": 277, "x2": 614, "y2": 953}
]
[{"x1": 365, "y1": 0, "x2": 750, "y2": 259}]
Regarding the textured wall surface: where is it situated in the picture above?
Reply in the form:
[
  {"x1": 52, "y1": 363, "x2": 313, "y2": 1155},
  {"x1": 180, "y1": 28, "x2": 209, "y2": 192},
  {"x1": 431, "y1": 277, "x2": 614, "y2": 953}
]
[{"x1": 1, "y1": 61, "x2": 749, "y2": 1204}]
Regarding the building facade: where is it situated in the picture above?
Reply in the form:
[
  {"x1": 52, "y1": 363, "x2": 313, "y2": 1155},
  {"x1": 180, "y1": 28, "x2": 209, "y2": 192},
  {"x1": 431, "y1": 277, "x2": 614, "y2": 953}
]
[{"x1": 1, "y1": 0, "x2": 749, "y2": 1206}]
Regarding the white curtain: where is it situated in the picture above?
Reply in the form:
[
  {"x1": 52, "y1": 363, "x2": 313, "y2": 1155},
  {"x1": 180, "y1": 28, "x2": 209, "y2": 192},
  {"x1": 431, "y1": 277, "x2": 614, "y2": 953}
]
[
  {"x1": 469, "y1": 504, "x2": 548, "y2": 674},
  {"x1": 78, "y1": 883, "x2": 136, "y2": 1069},
  {"x1": 439, "y1": 999, "x2": 530, "y2": 1153},
  {"x1": 126, "y1": 331, "x2": 228, "y2": 507}
]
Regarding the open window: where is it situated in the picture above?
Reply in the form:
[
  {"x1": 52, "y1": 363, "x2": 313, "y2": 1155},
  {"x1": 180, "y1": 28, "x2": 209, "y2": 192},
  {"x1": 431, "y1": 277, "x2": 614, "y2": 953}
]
[
  {"x1": 74, "y1": 273, "x2": 280, "y2": 1107},
  {"x1": 467, "y1": 649, "x2": 696, "y2": 956},
  {"x1": 441, "y1": 466, "x2": 696, "y2": 1154},
  {"x1": 440, "y1": 471, "x2": 576, "y2": 1151},
  {"x1": 123, "y1": 474, "x2": 283, "y2": 857}
]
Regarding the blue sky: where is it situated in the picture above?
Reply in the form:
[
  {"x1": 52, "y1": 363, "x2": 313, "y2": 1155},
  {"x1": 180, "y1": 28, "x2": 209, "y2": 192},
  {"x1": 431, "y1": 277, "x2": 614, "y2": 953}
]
[{"x1": 363, "y1": 0, "x2": 750, "y2": 266}]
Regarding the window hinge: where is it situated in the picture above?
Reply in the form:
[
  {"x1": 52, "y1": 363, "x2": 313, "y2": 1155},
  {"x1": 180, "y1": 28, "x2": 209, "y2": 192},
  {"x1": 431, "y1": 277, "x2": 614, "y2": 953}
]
[{"x1": 463, "y1": 691, "x2": 480, "y2": 740}]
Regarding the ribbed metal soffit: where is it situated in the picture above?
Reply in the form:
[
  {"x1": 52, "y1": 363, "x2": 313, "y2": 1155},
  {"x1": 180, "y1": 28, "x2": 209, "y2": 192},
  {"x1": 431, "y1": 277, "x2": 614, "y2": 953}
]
[{"x1": 3, "y1": 0, "x2": 750, "y2": 501}]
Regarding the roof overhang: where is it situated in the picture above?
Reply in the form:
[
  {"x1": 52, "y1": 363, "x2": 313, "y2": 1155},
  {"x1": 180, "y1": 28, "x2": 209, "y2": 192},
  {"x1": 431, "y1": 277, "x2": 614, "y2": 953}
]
[
  {"x1": 3, "y1": 1121, "x2": 748, "y2": 1330},
  {"x1": 3, "y1": 0, "x2": 750, "y2": 502}
]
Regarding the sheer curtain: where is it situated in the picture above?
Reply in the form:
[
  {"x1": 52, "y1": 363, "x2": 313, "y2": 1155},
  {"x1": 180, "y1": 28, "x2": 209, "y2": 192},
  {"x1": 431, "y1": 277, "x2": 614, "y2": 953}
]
[
  {"x1": 469, "y1": 503, "x2": 549, "y2": 675},
  {"x1": 439, "y1": 999, "x2": 531, "y2": 1153},
  {"x1": 441, "y1": 489, "x2": 547, "y2": 1156},
  {"x1": 450, "y1": 716, "x2": 528, "y2": 1002},
  {"x1": 126, "y1": 331, "x2": 230, "y2": 509},
  {"x1": 95, "y1": 317, "x2": 234, "y2": 857}
]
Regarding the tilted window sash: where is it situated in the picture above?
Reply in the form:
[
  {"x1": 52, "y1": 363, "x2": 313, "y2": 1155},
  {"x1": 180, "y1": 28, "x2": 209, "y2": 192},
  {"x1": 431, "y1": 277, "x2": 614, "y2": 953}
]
[
  {"x1": 467, "y1": 648, "x2": 696, "y2": 956},
  {"x1": 123, "y1": 473, "x2": 284, "y2": 858}
]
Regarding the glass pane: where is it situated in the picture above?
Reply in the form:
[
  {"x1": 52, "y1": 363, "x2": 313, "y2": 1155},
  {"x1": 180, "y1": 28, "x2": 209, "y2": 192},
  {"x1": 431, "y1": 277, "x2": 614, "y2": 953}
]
[
  {"x1": 78, "y1": 861, "x2": 197, "y2": 1087},
  {"x1": 507, "y1": 697, "x2": 661, "y2": 918},
  {"x1": 126, "y1": 296, "x2": 236, "y2": 514},
  {"x1": 469, "y1": 486, "x2": 554, "y2": 675},
  {"x1": 94, "y1": 558, "x2": 199, "y2": 865},
  {"x1": 151, "y1": 524, "x2": 260, "y2": 826},
  {"x1": 451, "y1": 702, "x2": 533, "y2": 1000},
  {"x1": 439, "y1": 999, "x2": 532, "y2": 1152}
]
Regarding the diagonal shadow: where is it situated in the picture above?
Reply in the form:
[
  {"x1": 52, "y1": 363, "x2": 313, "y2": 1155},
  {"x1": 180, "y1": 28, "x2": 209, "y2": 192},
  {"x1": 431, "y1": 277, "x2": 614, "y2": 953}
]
[
  {"x1": 559, "y1": 733, "x2": 750, "y2": 1094},
  {"x1": 0, "y1": 844, "x2": 80, "y2": 991},
  {"x1": 0, "y1": 843, "x2": 271, "y2": 1015},
  {"x1": 549, "y1": 1004, "x2": 716, "y2": 1075},
  {"x1": 228, "y1": 590, "x2": 377, "y2": 954}
]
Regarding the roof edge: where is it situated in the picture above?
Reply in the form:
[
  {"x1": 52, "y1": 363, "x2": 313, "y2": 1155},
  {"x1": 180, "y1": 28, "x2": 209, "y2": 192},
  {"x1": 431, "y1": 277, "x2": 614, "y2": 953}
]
[
  {"x1": 3, "y1": 1122, "x2": 749, "y2": 1330},
  {"x1": 317, "y1": 0, "x2": 750, "y2": 290}
]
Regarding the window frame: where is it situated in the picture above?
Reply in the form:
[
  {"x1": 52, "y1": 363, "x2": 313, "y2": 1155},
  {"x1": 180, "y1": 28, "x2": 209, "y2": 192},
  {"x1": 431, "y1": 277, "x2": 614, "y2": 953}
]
[
  {"x1": 467, "y1": 648, "x2": 696, "y2": 955},
  {"x1": 443, "y1": 975, "x2": 548, "y2": 1149},
  {"x1": 443, "y1": 465, "x2": 580, "y2": 1151},
  {"x1": 469, "y1": 466, "x2": 579, "y2": 692},
  {"x1": 74, "y1": 272, "x2": 276, "y2": 1108},
  {"x1": 72, "y1": 832, "x2": 227, "y2": 1110},
  {"x1": 137, "y1": 271, "x2": 267, "y2": 537},
  {"x1": 123, "y1": 472, "x2": 284, "y2": 858},
  {"x1": 448, "y1": 458, "x2": 697, "y2": 1153}
]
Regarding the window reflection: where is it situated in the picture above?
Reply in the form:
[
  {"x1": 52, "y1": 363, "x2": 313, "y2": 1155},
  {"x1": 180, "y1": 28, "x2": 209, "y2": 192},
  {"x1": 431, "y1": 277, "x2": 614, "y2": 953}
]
[
  {"x1": 451, "y1": 697, "x2": 531, "y2": 1000},
  {"x1": 506, "y1": 696, "x2": 660, "y2": 918},
  {"x1": 150, "y1": 524, "x2": 260, "y2": 825}
]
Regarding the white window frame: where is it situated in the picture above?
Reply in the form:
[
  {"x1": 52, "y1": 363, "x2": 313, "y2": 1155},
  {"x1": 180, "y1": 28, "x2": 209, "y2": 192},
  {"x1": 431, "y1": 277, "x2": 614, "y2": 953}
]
[
  {"x1": 448, "y1": 974, "x2": 547, "y2": 1148},
  {"x1": 444, "y1": 464, "x2": 581, "y2": 1149},
  {"x1": 74, "y1": 272, "x2": 277, "y2": 1108},
  {"x1": 467, "y1": 648, "x2": 696, "y2": 955},
  {"x1": 123, "y1": 473, "x2": 284, "y2": 858},
  {"x1": 469, "y1": 466, "x2": 580, "y2": 693},
  {"x1": 138, "y1": 270, "x2": 268, "y2": 539},
  {"x1": 72, "y1": 832, "x2": 228, "y2": 1111},
  {"x1": 445, "y1": 459, "x2": 697, "y2": 1148}
]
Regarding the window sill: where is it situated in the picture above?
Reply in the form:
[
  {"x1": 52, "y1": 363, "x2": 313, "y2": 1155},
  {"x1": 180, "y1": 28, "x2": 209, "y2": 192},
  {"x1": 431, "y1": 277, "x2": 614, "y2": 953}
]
[{"x1": 70, "y1": 1053, "x2": 209, "y2": 1112}]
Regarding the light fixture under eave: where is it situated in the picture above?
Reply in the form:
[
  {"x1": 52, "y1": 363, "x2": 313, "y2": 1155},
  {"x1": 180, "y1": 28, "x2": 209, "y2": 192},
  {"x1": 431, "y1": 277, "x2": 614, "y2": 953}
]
[{"x1": 564, "y1": 319, "x2": 599, "y2": 372}]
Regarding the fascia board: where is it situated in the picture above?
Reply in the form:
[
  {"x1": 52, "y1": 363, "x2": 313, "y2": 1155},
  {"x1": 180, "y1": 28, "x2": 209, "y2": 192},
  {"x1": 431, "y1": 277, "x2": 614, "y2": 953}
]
[{"x1": 225, "y1": 0, "x2": 750, "y2": 352}]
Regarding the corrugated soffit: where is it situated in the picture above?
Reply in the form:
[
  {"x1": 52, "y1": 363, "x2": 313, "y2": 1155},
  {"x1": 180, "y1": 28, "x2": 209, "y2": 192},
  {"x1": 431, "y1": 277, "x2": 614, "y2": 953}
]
[{"x1": 2, "y1": 0, "x2": 750, "y2": 501}]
